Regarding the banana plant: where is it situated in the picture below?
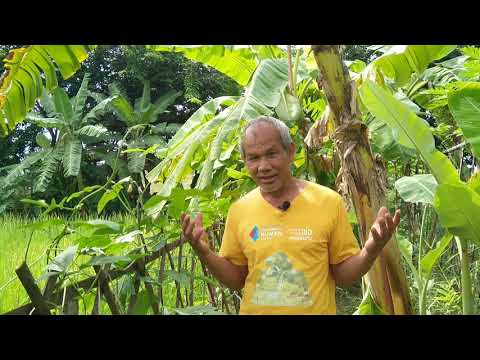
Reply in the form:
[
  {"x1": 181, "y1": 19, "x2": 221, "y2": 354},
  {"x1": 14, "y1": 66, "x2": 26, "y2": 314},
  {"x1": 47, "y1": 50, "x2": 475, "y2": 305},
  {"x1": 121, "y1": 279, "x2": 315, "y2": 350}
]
[
  {"x1": 146, "y1": 45, "x2": 419, "y2": 314},
  {"x1": 147, "y1": 45, "x2": 285, "y2": 86},
  {"x1": 394, "y1": 174, "x2": 454, "y2": 314},
  {"x1": 0, "y1": 45, "x2": 96, "y2": 136},
  {"x1": 4, "y1": 73, "x2": 114, "y2": 192},
  {"x1": 311, "y1": 45, "x2": 414, "y2": 315},
  {"x1": 108, "y1": 80, "x2": 182, "y2": 174},
  {"x1": 359, "y1": 45, "x2": 457, "y2": 88},
  {"x1": 145, "y1": 57, "x2": 310, "y2": 217},
  {"x1": 360, "y1": 78, "x2": 480, "y2": 314}
]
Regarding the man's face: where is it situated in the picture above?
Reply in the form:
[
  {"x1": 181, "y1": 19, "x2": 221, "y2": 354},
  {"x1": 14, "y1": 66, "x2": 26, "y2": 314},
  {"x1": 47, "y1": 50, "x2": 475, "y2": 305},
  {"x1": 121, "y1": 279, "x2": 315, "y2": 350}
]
[{"x1": 242, "y1": 123, "x2": 295, "y2": 194}]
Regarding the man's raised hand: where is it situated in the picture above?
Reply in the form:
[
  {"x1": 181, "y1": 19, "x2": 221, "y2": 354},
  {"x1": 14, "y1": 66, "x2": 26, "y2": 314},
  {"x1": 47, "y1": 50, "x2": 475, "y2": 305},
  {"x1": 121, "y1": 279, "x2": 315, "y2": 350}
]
[
  {"x1": 181, "y1": 213, "x2": 210, "y2": 256},
  {"x1": 364, "y1": 207, "x2": 401, "y2": 257}
]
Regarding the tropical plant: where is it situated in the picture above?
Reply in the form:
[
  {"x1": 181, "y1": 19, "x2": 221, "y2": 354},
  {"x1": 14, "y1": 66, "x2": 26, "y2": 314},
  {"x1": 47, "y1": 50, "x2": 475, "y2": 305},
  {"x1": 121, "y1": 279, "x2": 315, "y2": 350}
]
[
  {"x1": 0, "y1": 45, "x2": 96, "y2": 135},
  {"x1": 108, "y1": 79, "x2": 182, "y2": 175},
  {"x1": 3, "y1": 74, "x2": 115, "y2": 193},
  {"x1": 359, "y1": 64, "x2": 480, "y2": 314},
  {"x1": 144, "y1": 52, "x2": 311, "y2": 216}
]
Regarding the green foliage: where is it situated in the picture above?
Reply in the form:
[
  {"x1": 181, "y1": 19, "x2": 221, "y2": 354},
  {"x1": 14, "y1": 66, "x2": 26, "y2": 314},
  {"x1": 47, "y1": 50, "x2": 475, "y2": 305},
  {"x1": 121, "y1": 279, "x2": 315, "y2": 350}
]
[
  {"x1": 354, "y1": 291, "x2": 386, "y2": 315},
  {"x1": 372, "y1": 45, "x2": 457, "y2": 86},
  {"x1": 0, "y1": 45, "x2": 96, "y2": 135},
  {"x1": 3, "y1": 44, "x2": 480, "y2": 316},
  {"x1": 360, "y1": 80, "x2": 459, "y2": 185},
  {"x1": 395, "y1": 174, "x2": 438, "y2": 205},
  {"x1": 147, "y1": 45, "x2": 284, "y2": 86},
  {"x1": 147, "y1": 58, "x2": 310, "y2": 217},
  {"x1": 448, "y1": 83, "x2": 480, "y2": 158},
  {"x1": 421, "y1": 233, "x2": 454, "y2": 279},
  {"x1": 433, "y1": 182, "x2": 480, "y2": 246}
]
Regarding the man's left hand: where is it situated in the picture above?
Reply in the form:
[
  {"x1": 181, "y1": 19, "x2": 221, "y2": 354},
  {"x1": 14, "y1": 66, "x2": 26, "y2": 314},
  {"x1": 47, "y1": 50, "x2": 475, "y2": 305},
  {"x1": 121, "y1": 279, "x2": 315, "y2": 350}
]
[{"x1": 364, "y1": 207, "x2": 401, "y2": 257}]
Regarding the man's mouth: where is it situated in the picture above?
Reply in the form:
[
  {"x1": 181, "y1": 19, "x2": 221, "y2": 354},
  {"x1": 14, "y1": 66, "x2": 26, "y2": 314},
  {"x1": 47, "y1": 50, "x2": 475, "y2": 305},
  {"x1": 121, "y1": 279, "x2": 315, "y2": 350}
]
[{"x1": 259, "y1": 175, "x2": 277, "y2": 184}]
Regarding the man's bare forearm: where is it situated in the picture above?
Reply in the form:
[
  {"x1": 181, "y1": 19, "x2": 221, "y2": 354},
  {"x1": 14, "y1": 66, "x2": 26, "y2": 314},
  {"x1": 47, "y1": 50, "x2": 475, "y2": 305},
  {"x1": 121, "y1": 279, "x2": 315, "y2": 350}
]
[
  {"x1": 196, "y1": 248, "x2": 248, "y2": 291},
  {"x1": 331, "y1": 247, "x2": 378, "y2": 287}
]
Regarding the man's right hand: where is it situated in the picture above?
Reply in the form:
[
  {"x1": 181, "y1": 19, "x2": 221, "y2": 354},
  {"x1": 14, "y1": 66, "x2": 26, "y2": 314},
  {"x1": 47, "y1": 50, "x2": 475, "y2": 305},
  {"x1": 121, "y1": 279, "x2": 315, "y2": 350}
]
[{"x1": 181, "y1": 213, "x2": 210, "y2": 257}]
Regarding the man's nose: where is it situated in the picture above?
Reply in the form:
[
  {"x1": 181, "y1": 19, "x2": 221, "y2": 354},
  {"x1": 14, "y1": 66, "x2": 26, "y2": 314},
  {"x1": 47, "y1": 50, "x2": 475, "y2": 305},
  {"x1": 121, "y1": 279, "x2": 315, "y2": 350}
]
[{"x1": 257, "y1": 157, "x2": 272, "y2": 171}]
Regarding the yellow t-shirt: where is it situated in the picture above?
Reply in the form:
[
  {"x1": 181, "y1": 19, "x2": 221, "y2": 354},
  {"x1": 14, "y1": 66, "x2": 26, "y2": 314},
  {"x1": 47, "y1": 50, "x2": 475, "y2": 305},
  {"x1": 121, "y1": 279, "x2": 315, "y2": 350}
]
[{"x1": 219, "y1": 181, "x2": 360, "y2": 315}]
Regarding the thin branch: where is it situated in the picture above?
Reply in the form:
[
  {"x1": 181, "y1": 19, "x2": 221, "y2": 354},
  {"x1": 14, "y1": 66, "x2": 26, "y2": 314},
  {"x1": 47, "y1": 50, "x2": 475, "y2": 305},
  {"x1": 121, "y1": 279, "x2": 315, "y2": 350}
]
[{"x1": 443, "y1": 142, "x2": 466, "y2": 153}]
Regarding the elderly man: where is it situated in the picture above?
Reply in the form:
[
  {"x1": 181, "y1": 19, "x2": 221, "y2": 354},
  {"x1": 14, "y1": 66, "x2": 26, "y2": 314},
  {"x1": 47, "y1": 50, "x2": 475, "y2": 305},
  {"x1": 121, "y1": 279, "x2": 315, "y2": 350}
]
[{"x1": 181, "y1": 116, "x2": 400, "y2": 314}]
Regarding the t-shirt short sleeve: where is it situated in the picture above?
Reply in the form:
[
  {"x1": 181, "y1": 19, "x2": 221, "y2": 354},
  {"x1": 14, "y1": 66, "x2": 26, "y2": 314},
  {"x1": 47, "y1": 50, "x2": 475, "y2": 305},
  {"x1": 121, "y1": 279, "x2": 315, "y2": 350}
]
[
  {"x1": 329, "y1": 196, "x2": 361, "y2": 264},
  {"x1": 219, "y1": 205, "x2": 248, "y2": 266}
]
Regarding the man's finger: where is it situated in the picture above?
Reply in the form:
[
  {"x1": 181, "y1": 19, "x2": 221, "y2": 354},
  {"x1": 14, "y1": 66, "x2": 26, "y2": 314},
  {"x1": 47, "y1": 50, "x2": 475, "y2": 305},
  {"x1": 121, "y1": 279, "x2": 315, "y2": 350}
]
[
  {"x1": 181, "y1": 215, "x2": 190, "y2": 233},
  {"x1": 378, "y1": 217, "x2": 387, "y2": 237},
  {"x1": 377, "y1": 206, "x2": 388, "y2": 218},
  {"x1": 385, "y1": 213, "x2": 394, "y2": 232},
  {"x1": 195, "y1": 213, "x2": 204, "y2": 228},
  {"x1": 192, "y1": 227, "x2": 205, "y2": 242},
  {"x1": 185, "y1": 221, "x2": 196, "y2": 242},
  {"x1": 393, "y1": 209, "x2": 401, "y2": 227}
]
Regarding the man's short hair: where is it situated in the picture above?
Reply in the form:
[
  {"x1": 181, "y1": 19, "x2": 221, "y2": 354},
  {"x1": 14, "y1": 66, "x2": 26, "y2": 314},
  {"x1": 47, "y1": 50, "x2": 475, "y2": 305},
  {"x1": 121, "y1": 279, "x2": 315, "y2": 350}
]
[{"x1": 239, "y1": 116, "x2": 293, "y2": 158}]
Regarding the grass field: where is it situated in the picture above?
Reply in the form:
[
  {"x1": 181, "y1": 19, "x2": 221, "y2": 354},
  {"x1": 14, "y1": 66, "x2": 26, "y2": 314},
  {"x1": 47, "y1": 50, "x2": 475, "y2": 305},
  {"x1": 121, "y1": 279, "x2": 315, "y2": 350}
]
[{"x1": 0, "y1": 214, "x2": 362, "y2": 315}]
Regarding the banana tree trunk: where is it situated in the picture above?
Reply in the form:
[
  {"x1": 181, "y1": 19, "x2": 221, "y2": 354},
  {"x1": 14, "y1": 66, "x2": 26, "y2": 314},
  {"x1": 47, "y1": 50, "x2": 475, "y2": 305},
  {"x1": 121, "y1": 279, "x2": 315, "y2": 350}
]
[{"x1": 311, "y1": 45, "x2": 412, "y2": 314}]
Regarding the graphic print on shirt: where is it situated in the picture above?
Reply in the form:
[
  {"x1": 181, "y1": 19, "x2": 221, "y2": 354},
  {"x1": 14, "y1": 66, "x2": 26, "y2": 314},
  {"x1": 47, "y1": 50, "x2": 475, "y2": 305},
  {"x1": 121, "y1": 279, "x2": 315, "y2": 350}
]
[
  {"x1": 251, "y1": 252, "x2": 313, "y2": 307},
  {"x1": 249, "y1": 225, "x2": 283, "y2": 242},
  {"x1": 249, "y1": 225, "x2": 260, "y2": 241}
]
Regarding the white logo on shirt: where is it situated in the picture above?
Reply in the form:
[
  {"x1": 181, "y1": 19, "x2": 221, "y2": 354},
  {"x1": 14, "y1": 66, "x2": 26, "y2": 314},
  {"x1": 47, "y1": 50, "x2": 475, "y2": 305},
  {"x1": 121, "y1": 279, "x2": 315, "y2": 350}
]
[
  {"x1": 260, "y1": 226, "x2": 283, "y2": 241},
  {"x1": 287, "y1": 228, "x2": 313, "y2": 241}
]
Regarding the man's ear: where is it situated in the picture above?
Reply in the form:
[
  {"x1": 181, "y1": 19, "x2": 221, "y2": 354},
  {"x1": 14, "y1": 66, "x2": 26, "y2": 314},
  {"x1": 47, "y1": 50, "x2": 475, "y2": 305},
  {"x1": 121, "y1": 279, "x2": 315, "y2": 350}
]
[{"x1": 288, "y1": 142, "x2": 296, "y2": 162}]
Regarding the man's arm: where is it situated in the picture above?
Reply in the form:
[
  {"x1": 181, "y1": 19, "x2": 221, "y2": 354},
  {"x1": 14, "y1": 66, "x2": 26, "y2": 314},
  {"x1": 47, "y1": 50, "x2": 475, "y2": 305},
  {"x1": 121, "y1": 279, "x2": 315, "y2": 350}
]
[
  {"x1": 181, "y1": 213, "x2": 248, "y2": 291},
  {"x1": 196, "y1": 245, "x2": 248, "y2": 291},
  {"x1": 331, "y1": 207, "x2": 400, "y2": 287}
]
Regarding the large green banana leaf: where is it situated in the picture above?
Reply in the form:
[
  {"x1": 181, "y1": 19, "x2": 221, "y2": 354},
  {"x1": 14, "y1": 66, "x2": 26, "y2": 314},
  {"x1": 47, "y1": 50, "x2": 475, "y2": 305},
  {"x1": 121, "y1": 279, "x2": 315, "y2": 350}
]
[
  {"x1": 147, "y1": 45, "x2": 285, "y2": 86},
  {"x1": 35, "y1": 147, "x2": 63, "y2": 193},
  {"x1": 359, "y1": 80, "x2": 459, "y2": 185},
  {"x1": 0, "y1": 45, "x2": 95, "y2": 135},
  {"x1": 146, "y1": 59, "x2": 298, "y2": 216},
  {"x1": 448, "y1": 82, "x2": 480, "y2": 158},
  {"x1": 63, "y1": 137, "x2": 82, "y2": 177},
  {"x1": 372, "y1": 45, "x2": 457, "y2": 87},
  {"x1": 72, "y1": 73, "x2": 90, "y2": 124},
  {"x1": 360, "y1": 79, "x2": 480, "y2": 247},
  {"x1": 433, "y1": 182, "x2": 480, "y2": 246},
  {"x1": 395, "y1": 174, "x2": 438, "y2": 205}
]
